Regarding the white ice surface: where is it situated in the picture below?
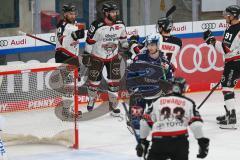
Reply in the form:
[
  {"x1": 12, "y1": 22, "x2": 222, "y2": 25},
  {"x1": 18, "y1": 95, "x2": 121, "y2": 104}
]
[{"x1": 5, "y1": 90, "x2": 240, "y2": 160}]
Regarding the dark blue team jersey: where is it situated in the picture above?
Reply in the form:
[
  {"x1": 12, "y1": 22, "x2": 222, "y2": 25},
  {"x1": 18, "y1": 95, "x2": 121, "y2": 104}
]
[{"x1": 133, "y1": 50, "x2": 173, "y2": 80}]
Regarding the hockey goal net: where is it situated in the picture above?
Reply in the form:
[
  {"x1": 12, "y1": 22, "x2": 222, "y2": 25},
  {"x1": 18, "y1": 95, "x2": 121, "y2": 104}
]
[{"x1": 0, "y1": 63, "x2": 79, "y2": 149}]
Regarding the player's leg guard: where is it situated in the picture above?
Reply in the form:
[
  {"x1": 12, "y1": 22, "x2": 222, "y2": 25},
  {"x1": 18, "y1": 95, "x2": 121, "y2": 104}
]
[
  {"x1": 87, "y1": 81, "x2": 100, "y2": 112},
  {"x1": 86, "y1": 57, "x2": 104, "y2": 112},
  {"x1": 105, "y1": 56, "x2": 122, "y2": 116},
  {"x1": 219, "y1": 88, "x2": 237, "y2": 129},
  {"x1": 107, "y1": 82, "x2": 121, "y2": 116}
]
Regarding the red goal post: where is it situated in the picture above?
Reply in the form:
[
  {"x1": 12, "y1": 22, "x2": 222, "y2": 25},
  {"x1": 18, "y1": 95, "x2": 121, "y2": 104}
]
[{"x1": 0, "y1": 63, "x2": 79, "y2": 149}]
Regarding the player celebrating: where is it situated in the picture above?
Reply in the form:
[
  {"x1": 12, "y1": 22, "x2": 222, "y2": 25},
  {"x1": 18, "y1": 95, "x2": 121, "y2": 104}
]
[
  {"x1": 55, "y1": 4, "x2": 85, "y2": 66},
  {"x1": 203, "y1": 5, "x2": 240, "y2": 129},
  {"x1": 136, "y1": 77, "x2": 210, "y2": 160},
  {"x1": 156, "y1": 17, "x2": 182, "y2": 71},
  {"x1": 82, "y1": 1, "x2": 139, "y2": 116},
  {"x1": 128, "y1": 35, "x2": 174, "y2": 141}
]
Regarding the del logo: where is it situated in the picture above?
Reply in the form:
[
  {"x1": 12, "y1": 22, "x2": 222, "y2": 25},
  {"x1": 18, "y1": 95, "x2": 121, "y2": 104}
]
[
  {"x1": 11, "y1": 39, "x2": 27, "y2": 46},
  {"x1": 115, "y1": 25, "x2": 121, "y2": 30},
  {"x1": 161, "y1": 44, "x2": 175, "y2": 51}
]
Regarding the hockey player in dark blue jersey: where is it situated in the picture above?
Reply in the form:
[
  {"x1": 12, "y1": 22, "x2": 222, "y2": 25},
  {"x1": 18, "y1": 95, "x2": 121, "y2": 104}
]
[{"x1": 127, "y1": 35, "x2": 174, "y2": 141}]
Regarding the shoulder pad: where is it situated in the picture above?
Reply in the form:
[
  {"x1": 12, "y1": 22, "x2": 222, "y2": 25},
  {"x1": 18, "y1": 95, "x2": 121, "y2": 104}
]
[
  {"x1": 56, "y1": 19, "x2": 64, "y2": 28},
  {"x1": 87, "y1": 20, "x2": 104, "y2": 38}
]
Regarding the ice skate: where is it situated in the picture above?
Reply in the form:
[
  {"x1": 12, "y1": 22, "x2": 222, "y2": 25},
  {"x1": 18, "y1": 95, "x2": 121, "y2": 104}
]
[
  {"x1": 219, "y1": 110, "x2": 237, "y2": 129},
  {"x1": 109, "y1": 102, "x2": 121, "y2": 117},
  {"x1": 87, "y1": 98, "x2": 95, "y2": 112},
  {"x1": 216, "y1": 105, "x2": 228, "y2": 123}
]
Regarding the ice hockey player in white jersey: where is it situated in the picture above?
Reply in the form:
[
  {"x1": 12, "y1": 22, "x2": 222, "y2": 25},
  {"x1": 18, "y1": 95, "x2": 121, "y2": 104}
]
[
  {"x1": 82, "y1": 1, "x2": 139, "y2": 116},
  {"x1": 203, "y1": 5, "x2": 240, "y2": 129},
  {"x1": 156, "y1": 17, "x2": 182, "y2": 72},
  {"x1": 136, "y1": 77, "x2": 209, "y2": 160},
  {"x1": 0, "y1": 116, "x2": 6, "y2": 160},
  {"x1": 55, "y1": 4, "x2": 85, "y2": 66}
]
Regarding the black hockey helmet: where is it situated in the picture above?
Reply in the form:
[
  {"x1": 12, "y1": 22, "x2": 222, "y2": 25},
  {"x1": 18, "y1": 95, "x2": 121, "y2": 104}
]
[
  {"x1": 102, "y1": 1, "x2": 118, "y2": 13},
  {"x1": 62, "y1": 4, "x2": 76, "y2": 13},
  {"x1": 172, "y1": 77, "x2": 188, "y2": 94},
  {"x1": 223, "y1": 5, "x2": 240, "y2": 18},
  {"x1": 157, "y1": 17, "x2": 173, "y2": 33}
]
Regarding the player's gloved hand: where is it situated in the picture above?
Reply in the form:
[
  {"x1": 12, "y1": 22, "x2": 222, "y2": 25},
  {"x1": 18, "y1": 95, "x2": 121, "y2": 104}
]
[
  {"x1": 203, "y1": 30, "x2": 216, "y2": 45},
  {"x1": 82, "y1": 51, "x2": 91, "y2": 67},
  {"x1": 129, "y1": 35, "x2": 139, "y2": 47},
  {"x1": 136, "y1": 138, "x2": 149, "y2": 158},
  {"x1": 197, "y1": 137, "x2": 210, "y2": 159},
  {"x1": 129, "y1": 35, "x2": 140, "y2": 58},
  {"x1": 71, "y1": 29, "x2": 85, "y2": 41},
  {"x1": 161, "y1": 62, "x2": 169, "y2": 70}
]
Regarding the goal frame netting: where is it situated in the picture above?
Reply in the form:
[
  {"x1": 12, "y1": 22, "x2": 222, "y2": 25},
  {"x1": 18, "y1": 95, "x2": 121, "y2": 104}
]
[{"x1": 0, "y1": 63, "x2": 79, "y2": 149}]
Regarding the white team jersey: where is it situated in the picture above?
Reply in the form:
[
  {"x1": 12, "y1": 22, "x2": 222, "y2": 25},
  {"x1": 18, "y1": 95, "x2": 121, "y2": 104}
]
[
  {"x1": 215, "y1": 23, "x2": 240, "y2": 62},
  {"x1": 85, "y1": 19, "x2": 129, "y2": 60},
  {"x1": 56, "y1": 20, "x2": 79, "y2": 55},
  {"x1": 141, "y1": 94, "x2": 202, "y2": 137},
  {"x1": 159, "y1": 35, "x2": 182, "y2": 69}
]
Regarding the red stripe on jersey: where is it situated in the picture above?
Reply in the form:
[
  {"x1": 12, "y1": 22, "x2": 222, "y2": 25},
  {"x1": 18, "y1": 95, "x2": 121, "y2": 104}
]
[
  {"x1": 107, "y1": 82, "x2": 120, "y2": 87},
  {"x1": 152, "y1": 129, "x2": 188, "y2": 137},
  {"x1": 223, "y1": 45, "x2": 231, "y2": 54},
  {"x1": 189, "y1": 117, "x2": 203, "y2": 125},
  {"x1": 225, "y1": 55, "x2": 240, "y2": 63},
  {"x1": 86, "y1": 38, "x2": 96, "y2": 44},
  {"x1": 142, "y1": 114, "x2": 154, "y2": 126}
]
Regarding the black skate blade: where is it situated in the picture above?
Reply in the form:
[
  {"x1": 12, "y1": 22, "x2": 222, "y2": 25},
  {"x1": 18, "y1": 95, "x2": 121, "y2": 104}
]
[
  {"x1": 219, "y1": 124, "x2": 237, "y2": 129},
  {"x1": 110, "y1": 112, "x2": 121, "y2": 117}
]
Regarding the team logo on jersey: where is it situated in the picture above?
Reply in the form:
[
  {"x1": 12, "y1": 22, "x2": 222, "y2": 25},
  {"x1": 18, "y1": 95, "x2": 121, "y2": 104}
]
[
  {"x1": 115, "y1": 25, "x2": 122, "y2": 30},
  {"x1": 102, "y1": 42, "x2": 117, "y2": 55}
]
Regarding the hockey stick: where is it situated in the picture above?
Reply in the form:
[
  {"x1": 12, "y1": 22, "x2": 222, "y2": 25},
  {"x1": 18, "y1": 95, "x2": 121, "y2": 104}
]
[
  {"x1": 18, "y1": 31, "x2": 56, "y2": 46},
  {"x1": 197, "y1": 81, "x2": 221, "y2": 109},
  {"x1": 166, "y1": 5, "x2": 176, "y2": 17}
]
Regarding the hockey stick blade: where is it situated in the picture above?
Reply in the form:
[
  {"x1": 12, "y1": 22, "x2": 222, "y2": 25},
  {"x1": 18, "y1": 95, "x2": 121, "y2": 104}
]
[{"x1": 166, "y1": 5, "x2": 176, "y2": 17}]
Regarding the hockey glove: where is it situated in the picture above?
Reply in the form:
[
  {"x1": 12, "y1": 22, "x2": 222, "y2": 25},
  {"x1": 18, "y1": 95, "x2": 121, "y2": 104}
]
[
  {"x1": 197, "y1": 137, "x2": 210, "y2": 159},
  {"x1": 82, "y1": 51, "x2": 91, "y2": 67},
  {"x1": 71, "y1": 29, "x2": 85, "y2": 41},
  {"x1": 203, "y1": 30, "x2": 216, "y2": 45},
  {"x1": 136, "y1": 138, "x2": 149, "y2": 158},
  {"x1": 129, "y1": 35, "x2": 140, "y2": 47}
]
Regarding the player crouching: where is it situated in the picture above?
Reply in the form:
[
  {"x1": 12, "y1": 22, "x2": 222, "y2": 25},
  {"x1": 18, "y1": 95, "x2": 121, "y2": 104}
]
[{"x1": 136, "y1": 77, "x2": 210, "y2": 160}]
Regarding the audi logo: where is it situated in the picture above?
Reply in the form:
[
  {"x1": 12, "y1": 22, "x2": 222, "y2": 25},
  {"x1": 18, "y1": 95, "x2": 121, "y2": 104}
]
[
  {"x1": 201, "y1": 23, "x2": 216, "y2": 30},
  {"x1": 179, "y1": 43, "x2": 224, "y2": 73},
  {"x1": 0, "y1": 40, "x2": 8, "y2": 47}
]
